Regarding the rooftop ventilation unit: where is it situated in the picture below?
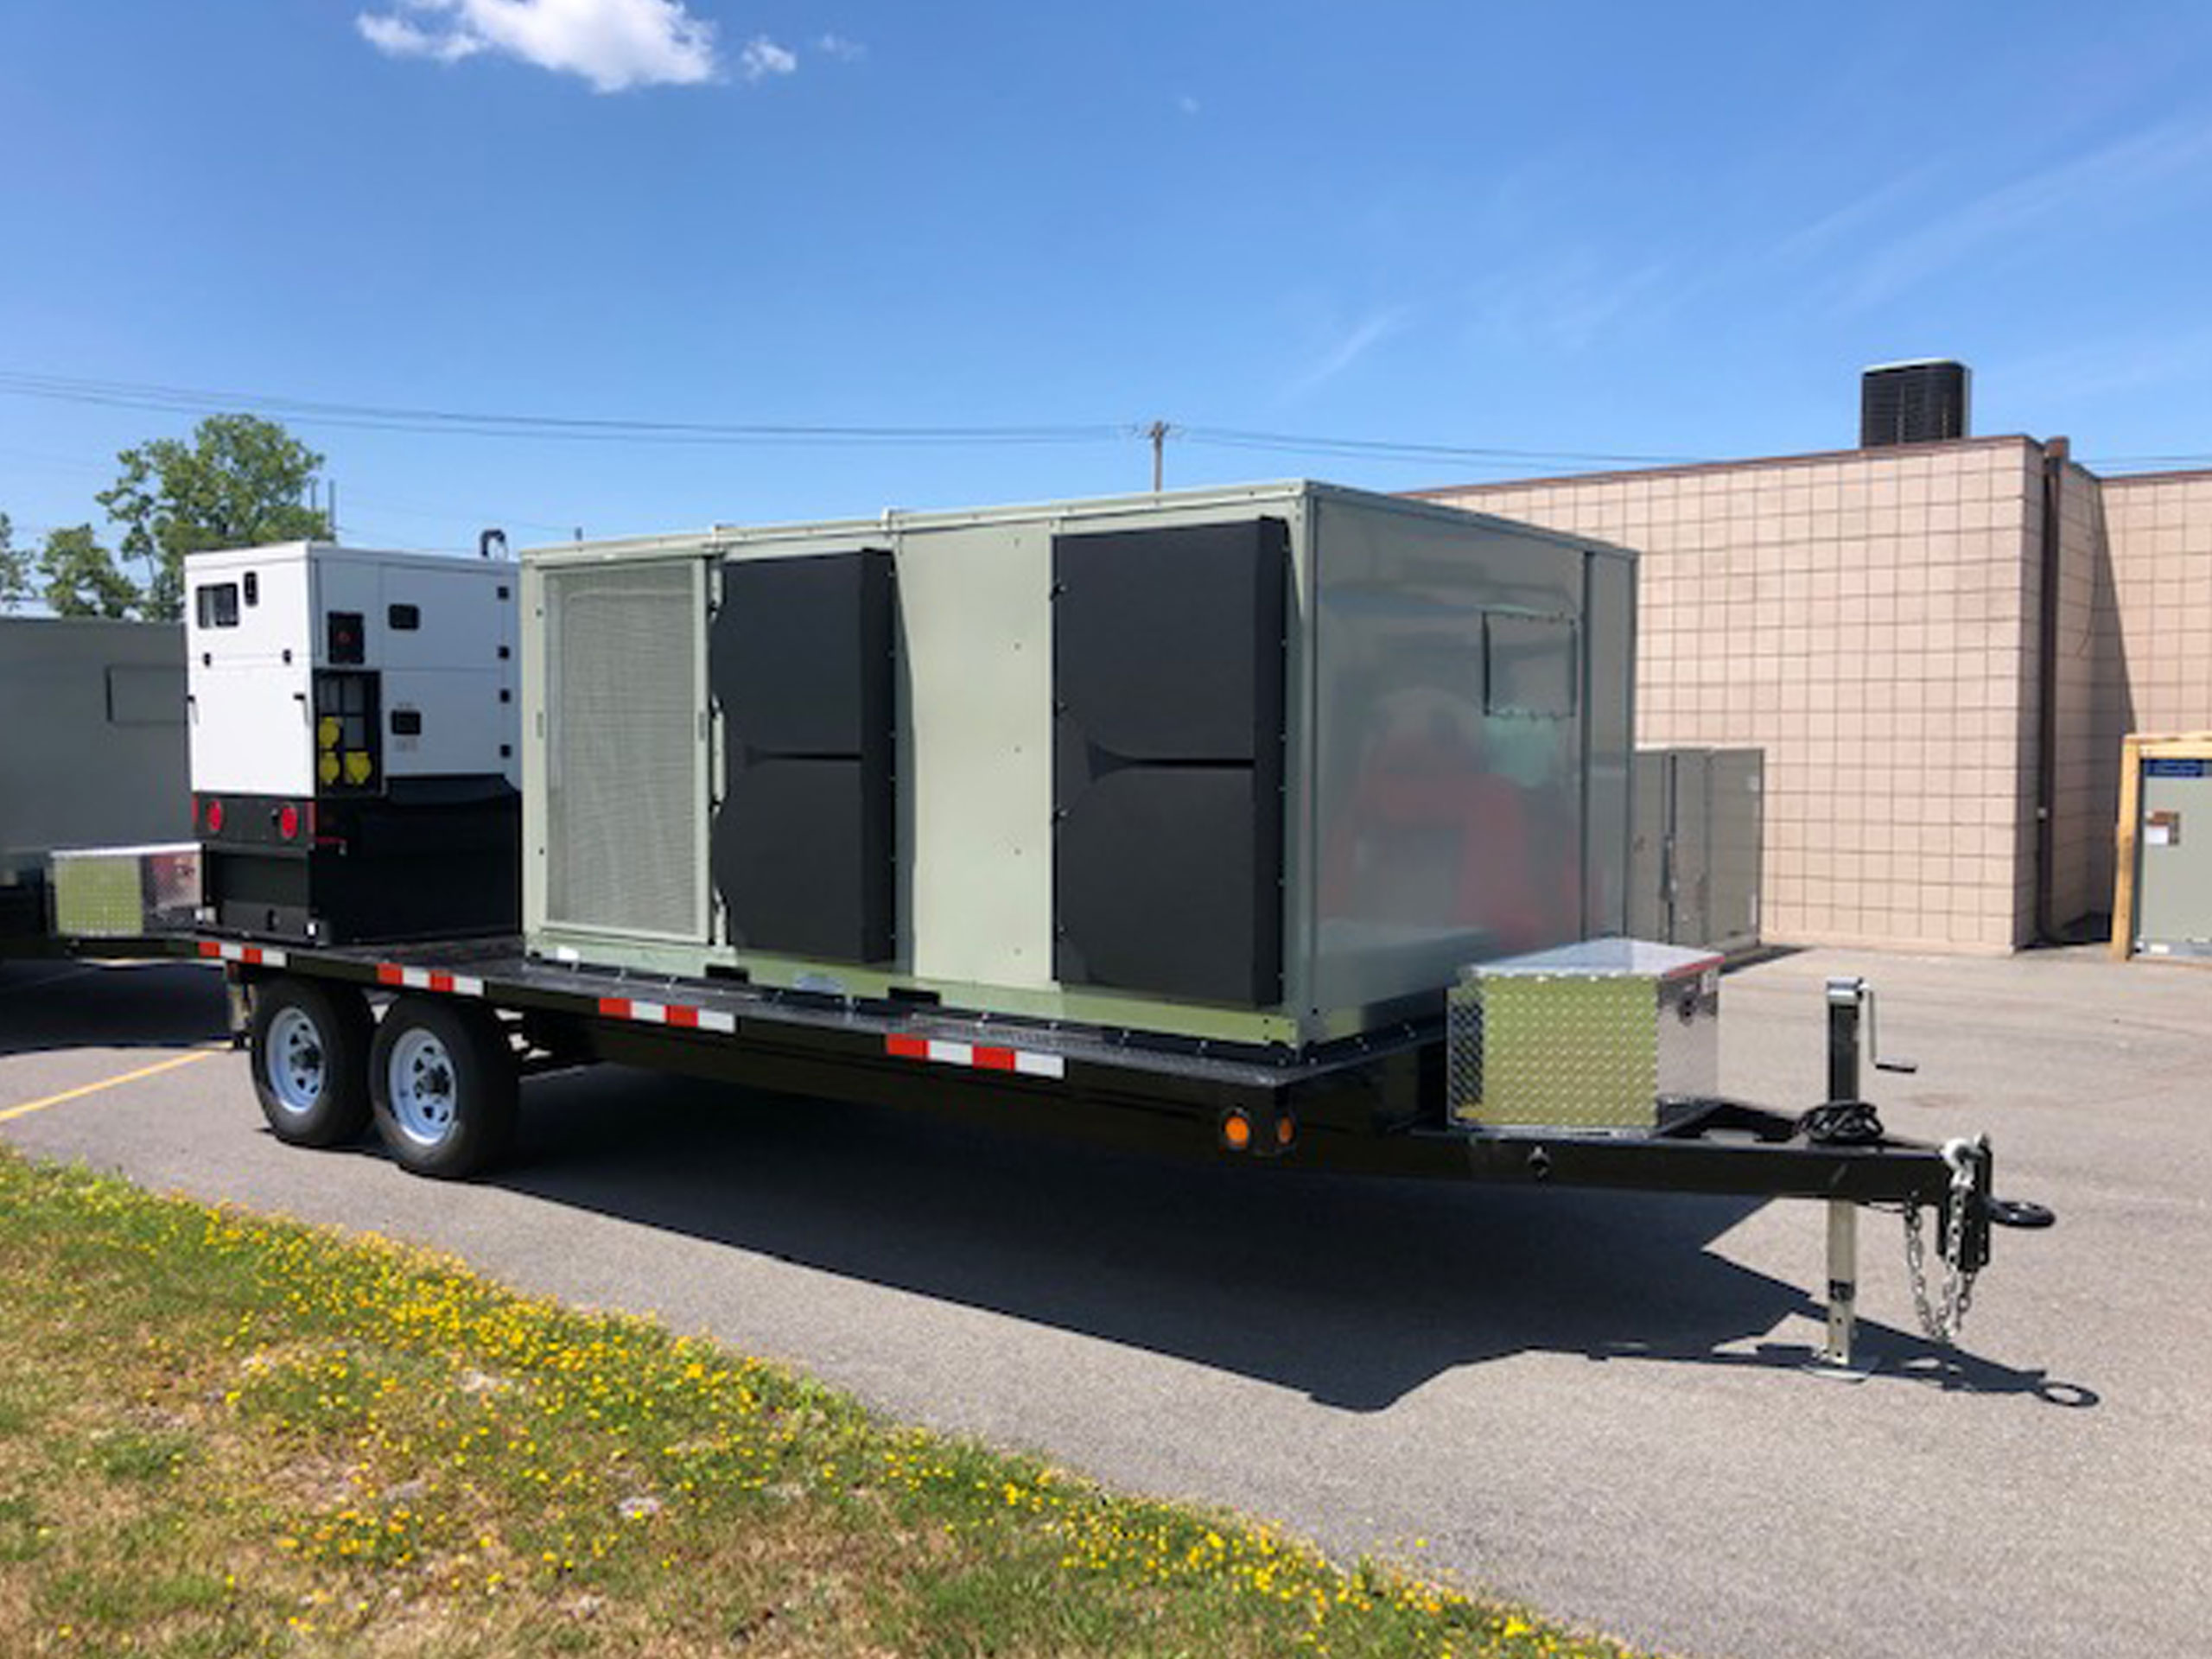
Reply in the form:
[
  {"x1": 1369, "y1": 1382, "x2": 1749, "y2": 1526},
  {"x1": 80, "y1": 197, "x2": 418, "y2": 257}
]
[{"x1": 1860, "y1": 359, "x2": 1971, "y2": 448}]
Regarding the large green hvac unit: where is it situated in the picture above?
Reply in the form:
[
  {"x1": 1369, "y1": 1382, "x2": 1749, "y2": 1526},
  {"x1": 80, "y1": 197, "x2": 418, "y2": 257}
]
[{"x1": 521, "y1": 482, "x2": 1635, "y2": 1049}]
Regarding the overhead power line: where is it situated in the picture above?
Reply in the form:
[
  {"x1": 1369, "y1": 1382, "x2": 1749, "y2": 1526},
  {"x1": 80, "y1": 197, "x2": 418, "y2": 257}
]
[
  {"x1": 0, "y1": 366, "x2": 1733, "y2": 488},
  {"x1": 0, "y1": 431, "x2": 574, "y2": 540},
  {"x1": 0, "y1": 371, "x2": 1133, "y2": 448}
]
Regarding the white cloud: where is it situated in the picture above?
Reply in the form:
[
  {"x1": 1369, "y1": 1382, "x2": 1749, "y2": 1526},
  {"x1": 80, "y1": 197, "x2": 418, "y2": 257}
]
[
  {"x1": 355, "y1": 0, "x2": 723, "y2": 93},
  {"x1": 1829, "y1": 119, "x2": 2212, "y2": 313},
  {"x1": 357, "y1": 11, "x2": 485, "y2": 62},
  {"x1": 1281, "y1": 307, "x2": 1411, "y2": 404},
  {"x1": 1464, "y1": 255, "x2": 1680, "y2": 355},
  {"x1": 816, "y1": 33, "x2": 865, "y2": 61},
  {"x1": 738, "y1": 35, "x2": 798, "y2": 82}
]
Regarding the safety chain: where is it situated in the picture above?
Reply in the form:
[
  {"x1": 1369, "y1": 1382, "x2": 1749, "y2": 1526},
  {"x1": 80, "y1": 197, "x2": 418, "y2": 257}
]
[{"x1": 1902, "y1": 1137, "x2": 1982, "y2": 1344}]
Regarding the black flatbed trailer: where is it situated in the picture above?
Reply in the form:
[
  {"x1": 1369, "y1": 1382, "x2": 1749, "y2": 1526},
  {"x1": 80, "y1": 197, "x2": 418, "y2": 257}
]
[
  {"x1": 2, "y1": 931, "x2": 197, "y2": 963},
  {"x1": 162, "y1": 929, "x2": 2051, "y2": 1367}
]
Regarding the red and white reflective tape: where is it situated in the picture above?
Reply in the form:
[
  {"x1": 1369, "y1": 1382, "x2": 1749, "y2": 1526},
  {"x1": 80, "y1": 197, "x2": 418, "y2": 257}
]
[
  {"x1": 198, "y1": 940, "x2": 289, "y2": 969},
  {"x1": 594, "y1": 996, "x2": 738, "y2": 1035},
  {"x1": 375, "y1": 963, "x2": 486, "y2": 998},
  {"x1": 884, "y1": 1033, "x2": 1065, "y2": 1080}
]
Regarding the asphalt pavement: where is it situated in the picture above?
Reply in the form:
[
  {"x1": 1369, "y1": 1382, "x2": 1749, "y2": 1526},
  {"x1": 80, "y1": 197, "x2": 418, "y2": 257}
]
[{"x1": 2, "y1": 944, "x2": 2207, "y2": 1658}]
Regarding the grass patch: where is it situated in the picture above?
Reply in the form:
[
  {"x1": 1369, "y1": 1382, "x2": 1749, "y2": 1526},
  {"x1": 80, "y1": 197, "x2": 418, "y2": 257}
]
[{"x1": 0, "y1": 1147, "x2": 1654, "y2": 1656}]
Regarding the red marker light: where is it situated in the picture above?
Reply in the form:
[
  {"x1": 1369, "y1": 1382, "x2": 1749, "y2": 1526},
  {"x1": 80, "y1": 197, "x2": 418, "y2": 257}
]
[
  {"x1": 203, "y1": 798, "x2": 225, "y2": 835},
  {"x1": 277, "y1": 804, "x2": 301, "y2": 841}
]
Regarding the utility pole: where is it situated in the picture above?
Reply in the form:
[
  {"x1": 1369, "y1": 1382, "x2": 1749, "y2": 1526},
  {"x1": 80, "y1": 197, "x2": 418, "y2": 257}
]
[{"x1": 1147, "y1": 421, "x2": 1170, "y2": 493}]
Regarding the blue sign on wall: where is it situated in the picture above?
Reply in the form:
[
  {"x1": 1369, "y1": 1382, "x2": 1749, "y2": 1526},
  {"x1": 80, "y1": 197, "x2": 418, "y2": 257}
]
[{"x1": 2145, "y1": 758, "x2": 2208, "y2": 779}]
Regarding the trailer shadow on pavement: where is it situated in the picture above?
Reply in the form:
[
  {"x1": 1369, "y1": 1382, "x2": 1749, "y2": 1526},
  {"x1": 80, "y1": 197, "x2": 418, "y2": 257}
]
[
  {"x1": 470, "y1": 1065, "x2": 2091, "y2": 1414},
  {"x1": 0, "y1": 960, "x2": 226, "y2": 1056}
]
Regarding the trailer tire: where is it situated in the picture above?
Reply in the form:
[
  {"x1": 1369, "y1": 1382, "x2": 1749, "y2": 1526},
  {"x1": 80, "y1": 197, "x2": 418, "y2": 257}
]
[
  {"x1": 249, "y1": 978, "x2": 374, "y2": 1148},
  {"x1": 369, "y1": 996, "x2": 518, "y2": 1179}
]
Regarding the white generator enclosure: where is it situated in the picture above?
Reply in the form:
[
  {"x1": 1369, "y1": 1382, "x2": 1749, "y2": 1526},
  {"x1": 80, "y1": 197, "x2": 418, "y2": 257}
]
[
  {"x1": 524, "y1": 482, "x2": 1634, "y2": 1048},
  {"x1": 185, "y1": 543, "x2": 522, "y2": 944}
]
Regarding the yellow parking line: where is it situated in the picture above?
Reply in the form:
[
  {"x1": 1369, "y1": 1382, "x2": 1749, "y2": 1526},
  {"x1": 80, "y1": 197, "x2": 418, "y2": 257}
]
[{"x1": 0, "y1": 1047, "x2": 223, "y2": 1124}]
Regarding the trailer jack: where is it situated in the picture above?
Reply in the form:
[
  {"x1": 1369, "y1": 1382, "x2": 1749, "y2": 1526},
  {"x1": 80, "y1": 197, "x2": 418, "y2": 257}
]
[{"x1": 1815, "y1": 976, "x2": 2055, "y2": 1373}]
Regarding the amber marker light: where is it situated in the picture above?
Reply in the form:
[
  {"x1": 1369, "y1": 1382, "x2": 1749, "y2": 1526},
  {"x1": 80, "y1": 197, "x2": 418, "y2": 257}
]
[
  {"x1": 1220, "y1": 1110, "x2": 1253, "y2": 1152},
  {"x1": 1275, "y1": 1113, "x2": 1296, "y2": 1149}
]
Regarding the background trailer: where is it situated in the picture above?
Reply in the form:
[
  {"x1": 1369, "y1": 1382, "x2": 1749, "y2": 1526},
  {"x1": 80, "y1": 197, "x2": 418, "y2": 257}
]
[
  {"x1": 0, "y1": 616, "x2": 190, "y2": 949},
  {"x1": 524, "y1": 481, "x2": 1635, "y2": 1052}
]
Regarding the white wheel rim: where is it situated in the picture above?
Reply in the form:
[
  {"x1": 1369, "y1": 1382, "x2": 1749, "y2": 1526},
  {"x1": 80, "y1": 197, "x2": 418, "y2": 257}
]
[
  {"x1": 265, "y1": 1007, "x2": 326, "y2": 1116},
  {"x1": 387, "y1": 1028, "x2": 459, "y2": 1147}
]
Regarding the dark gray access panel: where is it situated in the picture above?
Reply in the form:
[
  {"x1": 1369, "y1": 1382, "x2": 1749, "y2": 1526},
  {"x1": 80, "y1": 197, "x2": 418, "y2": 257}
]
[
  {"x1": 1052, "y1": 518, "x2": 1287, "y2": 1007},
  {"x1": 711, "y1": 550, "x2": 895, "y2": 963}
]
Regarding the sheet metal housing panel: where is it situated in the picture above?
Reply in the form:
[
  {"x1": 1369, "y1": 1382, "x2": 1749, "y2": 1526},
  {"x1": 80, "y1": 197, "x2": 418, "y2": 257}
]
[
  {"x1": 185, "y1": 547, "x2": 315, "y2": 798},
  {"x1": 1670, "y1": 751, "x2": 1712, "y2": 949},
  {"x1": 1628, "y1": 752, "x2": 1668, "y2": 940},
  {"x1": 897, "y1": 519, "x2": 1056, "y2": 991},
  {"x1": 1703, "y1": 749, "x2": 1764, "y2": 954},
  {"x1": 1306, "y1": 494, "x2": 1611, "y2": 1020},
  {"x1": 1582, "y1": 550, "x2": 1635, "y2": 938}
]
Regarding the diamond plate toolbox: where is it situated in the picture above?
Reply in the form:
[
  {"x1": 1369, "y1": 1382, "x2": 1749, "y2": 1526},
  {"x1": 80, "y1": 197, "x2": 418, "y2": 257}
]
[
  {"x1": 49, "y1": 843, "x2": 201, "y2": 938},
  {"x1": 1448, "y1": 939, "x2": 1721, "y2": 1131}
]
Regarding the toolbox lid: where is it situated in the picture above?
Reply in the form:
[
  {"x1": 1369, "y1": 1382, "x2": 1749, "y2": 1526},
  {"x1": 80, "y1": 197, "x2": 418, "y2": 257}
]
[{"x1": 1459, "y1": 938, "x2": 1723, "y2": 982}]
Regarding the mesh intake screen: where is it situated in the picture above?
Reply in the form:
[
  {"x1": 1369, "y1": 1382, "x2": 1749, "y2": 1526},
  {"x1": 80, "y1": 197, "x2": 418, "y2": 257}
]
[{"x1": 543, "y1": 563, "x2": 702, "y2": 938}]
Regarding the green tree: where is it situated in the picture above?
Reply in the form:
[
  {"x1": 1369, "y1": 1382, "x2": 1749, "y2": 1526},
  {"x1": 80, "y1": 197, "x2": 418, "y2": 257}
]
[
  {"x1": 39, "y1": 524, "x2": 140, "y2": 619},
  {"x1": 0, "y1": 512, "x2": 28, "y2": 610},
  {"x1": 96, "y1": 414, "x2": 331, "y2": 620}
]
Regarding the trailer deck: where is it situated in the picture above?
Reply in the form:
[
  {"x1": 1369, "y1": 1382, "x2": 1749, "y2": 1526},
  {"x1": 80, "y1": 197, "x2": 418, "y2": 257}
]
[{"x1": 183, "y1": 932, "x2": 1964, "y2": 1188}]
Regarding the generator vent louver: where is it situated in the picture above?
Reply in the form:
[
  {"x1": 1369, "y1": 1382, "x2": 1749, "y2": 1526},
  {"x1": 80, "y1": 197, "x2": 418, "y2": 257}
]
[{"x1": 543, "y1": 563, "x2": 702, "y2": 939}]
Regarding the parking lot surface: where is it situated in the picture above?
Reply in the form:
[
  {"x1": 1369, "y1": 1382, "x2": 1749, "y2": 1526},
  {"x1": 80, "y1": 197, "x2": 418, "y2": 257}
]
[{"x1": 2, "y1": 944, "x2": 2207, "y2": 1657}]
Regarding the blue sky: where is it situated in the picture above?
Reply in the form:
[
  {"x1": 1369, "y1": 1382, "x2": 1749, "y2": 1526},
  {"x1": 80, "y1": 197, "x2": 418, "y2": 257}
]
[{"x1": 5, "y1": 2, "x2": 2212, "y2": 558}]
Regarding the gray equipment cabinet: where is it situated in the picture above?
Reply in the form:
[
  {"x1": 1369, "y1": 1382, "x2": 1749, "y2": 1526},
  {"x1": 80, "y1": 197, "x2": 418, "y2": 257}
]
[
  {"x1": 1630, "y1": 747, "x2": 1764, "y2": 956},
  {"x1": 523, "y1": 482, "x2": 1637, "y2": 1050},
  {"x1": 2114, "y1": 734, "x2": 2212, "y2": 961}
]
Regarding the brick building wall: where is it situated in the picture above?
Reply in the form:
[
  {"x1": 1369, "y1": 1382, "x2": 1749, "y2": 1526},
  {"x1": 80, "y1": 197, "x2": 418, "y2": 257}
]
[
  {"x1": 1426, "y1": 437, "x2": 2212, "y2": 953},
  {"x1": 2043, "y1": 458, "x2": 2129, "y2": 931},
  {"x1": 2101, "y1": 470, "x2": 2212, "y2": 735}
]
